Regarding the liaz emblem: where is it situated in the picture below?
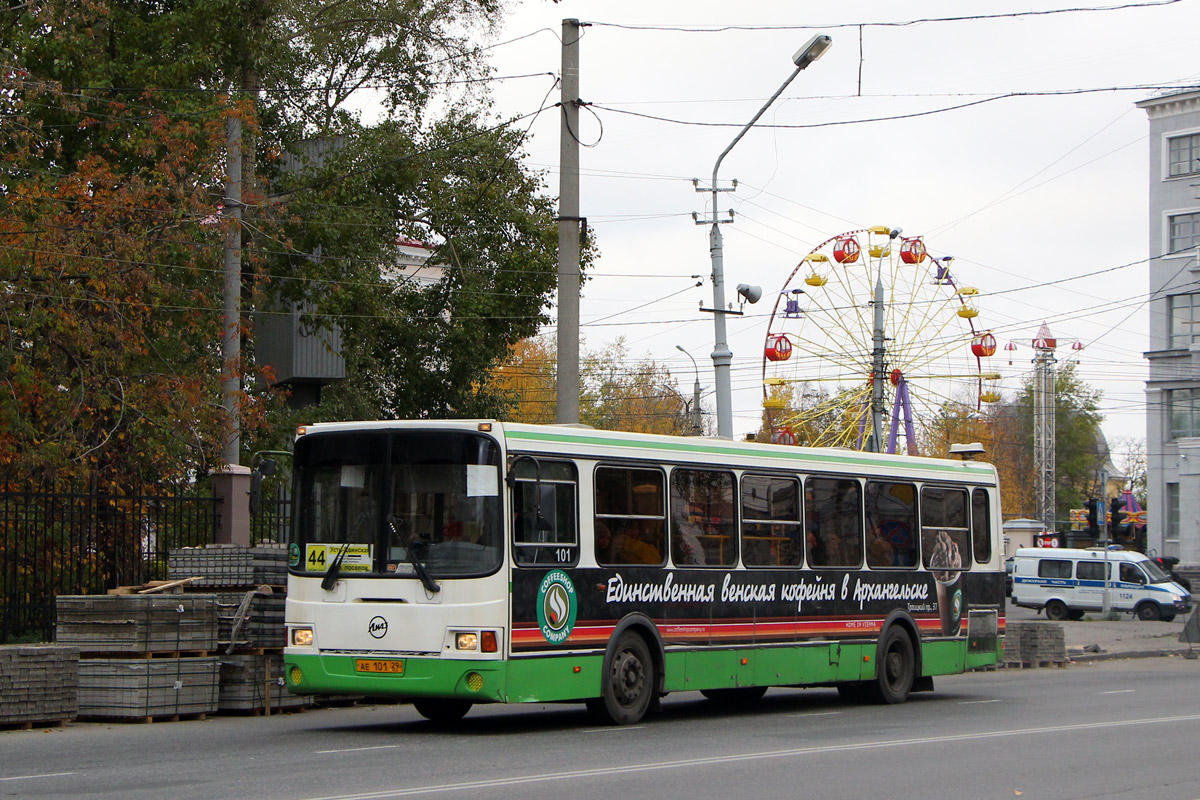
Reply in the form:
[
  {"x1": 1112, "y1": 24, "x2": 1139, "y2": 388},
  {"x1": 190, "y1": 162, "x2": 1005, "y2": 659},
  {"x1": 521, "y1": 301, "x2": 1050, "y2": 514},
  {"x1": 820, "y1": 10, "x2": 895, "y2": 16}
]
[{"x1": 536, "y1": 570, "x2": 577, "y2": 644}]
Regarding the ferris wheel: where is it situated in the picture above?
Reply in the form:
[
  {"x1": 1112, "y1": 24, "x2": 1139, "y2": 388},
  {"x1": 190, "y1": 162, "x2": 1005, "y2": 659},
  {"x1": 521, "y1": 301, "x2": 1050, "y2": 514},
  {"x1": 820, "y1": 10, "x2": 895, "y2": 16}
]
[{"x1": 761, "y1": 226, "x2": 999, "y2": 455}]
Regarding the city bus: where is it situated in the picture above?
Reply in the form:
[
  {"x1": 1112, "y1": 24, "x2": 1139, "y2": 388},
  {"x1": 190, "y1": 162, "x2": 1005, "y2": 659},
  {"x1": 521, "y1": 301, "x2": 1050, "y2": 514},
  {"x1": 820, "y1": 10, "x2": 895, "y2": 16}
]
[{"x1": 282, "y1": 420, "x2": 1004, "y2": 724}]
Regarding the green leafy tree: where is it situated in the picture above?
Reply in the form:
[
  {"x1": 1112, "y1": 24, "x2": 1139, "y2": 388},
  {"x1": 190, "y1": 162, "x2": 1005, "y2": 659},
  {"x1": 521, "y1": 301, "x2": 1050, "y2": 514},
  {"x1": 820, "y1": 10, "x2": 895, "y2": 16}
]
[
  {"x1": 996, "y1": 363, "x2": 1104, "y2": 524},
  {"x1": 3, "y1": 0, "x2": 571, "y2": 481},
  {"x1": 488, "y1": 336, "x2": 699, "y2": 435}
]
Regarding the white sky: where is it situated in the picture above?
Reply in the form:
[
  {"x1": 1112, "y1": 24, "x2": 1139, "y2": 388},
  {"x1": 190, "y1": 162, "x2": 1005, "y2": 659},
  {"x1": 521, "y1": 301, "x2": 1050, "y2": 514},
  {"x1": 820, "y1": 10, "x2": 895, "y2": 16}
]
[{"x1": 470, "y1": 0, "x2": 1199, "y2": 445}]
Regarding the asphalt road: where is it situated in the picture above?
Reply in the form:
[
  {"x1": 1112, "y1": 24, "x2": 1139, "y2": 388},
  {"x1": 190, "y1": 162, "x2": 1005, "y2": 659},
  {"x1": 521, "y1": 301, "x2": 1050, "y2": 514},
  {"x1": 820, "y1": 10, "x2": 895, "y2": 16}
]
[{"x1": 4, "y1": 657, "x2": 1200, "y2": 800}]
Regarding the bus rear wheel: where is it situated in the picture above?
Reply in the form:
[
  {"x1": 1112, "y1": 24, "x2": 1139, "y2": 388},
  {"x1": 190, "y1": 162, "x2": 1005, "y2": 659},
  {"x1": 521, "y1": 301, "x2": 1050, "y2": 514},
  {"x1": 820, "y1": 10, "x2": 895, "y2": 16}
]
[
  {"x1": 865, "y1": 626, "x2": 915, "y2": 705},
  {"x1": 413, "y1": 698, "x2": 472, "y2": 723},
  {"x1": 590, "y1": 632, "x2": 655, "y2": 725},
  {"x1": 700, "y1": 686, "x2": 768, "y2": 705}
]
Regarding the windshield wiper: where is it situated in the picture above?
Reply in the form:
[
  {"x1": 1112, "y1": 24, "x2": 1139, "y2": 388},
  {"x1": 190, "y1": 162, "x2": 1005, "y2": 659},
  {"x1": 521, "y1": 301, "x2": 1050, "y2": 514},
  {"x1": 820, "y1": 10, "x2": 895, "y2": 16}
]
[
  {"x1": 408, "y1": 537, "x2": 441, "y2": 594},
  {"x1": 321, "y1": 542, "x2": 351, "y2": 591}
]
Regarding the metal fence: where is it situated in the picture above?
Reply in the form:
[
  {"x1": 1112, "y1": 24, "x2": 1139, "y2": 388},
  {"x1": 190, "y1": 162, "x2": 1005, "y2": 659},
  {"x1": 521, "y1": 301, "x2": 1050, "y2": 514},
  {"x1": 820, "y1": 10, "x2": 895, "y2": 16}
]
[
  {"x1": 0, "y1": 487, "x2": 221, "y2": 643},
  {"x1": 251, "y1": 490, "x2": 292, "y2": 546}
]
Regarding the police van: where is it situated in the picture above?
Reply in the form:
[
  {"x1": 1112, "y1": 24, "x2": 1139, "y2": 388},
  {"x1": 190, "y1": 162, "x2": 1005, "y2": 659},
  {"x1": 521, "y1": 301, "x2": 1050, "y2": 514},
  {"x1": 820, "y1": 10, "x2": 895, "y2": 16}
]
[{"x1": 1010, "y1": 547, "x2": 1192, "y2": 621}]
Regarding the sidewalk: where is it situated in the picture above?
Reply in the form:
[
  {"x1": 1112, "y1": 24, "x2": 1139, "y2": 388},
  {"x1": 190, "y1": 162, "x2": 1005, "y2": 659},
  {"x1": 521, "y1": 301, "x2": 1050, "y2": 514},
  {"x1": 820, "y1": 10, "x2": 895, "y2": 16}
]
[{"x1": 1048, "y1": 610, "x2": 1200, "y2": 662}]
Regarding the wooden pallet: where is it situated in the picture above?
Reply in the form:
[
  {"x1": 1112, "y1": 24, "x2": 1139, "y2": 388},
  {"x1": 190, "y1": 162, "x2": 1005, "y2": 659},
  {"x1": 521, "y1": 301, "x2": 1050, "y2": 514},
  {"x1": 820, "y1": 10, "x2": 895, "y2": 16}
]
[
  {"x1": 77, "y1": 712, "x2": 208, "y2": 724},
  {"x1": 0, "y1": 718, "x2": 70, "y2": 731}
]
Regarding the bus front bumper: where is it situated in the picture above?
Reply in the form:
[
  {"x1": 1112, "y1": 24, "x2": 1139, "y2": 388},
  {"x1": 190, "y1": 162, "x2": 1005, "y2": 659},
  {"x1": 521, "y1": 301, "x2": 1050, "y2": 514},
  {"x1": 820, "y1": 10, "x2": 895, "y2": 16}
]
[{"x1": 284, "y1": 653, "x2": 507, "y2": 702}]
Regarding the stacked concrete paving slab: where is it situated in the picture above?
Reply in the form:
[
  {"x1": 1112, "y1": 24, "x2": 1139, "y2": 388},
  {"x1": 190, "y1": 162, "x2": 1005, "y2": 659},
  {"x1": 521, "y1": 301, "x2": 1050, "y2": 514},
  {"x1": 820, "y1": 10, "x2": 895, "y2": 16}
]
[
  {"x1": 57, "y1": 595, "x2": 221, "y2": 720},
  {"x1": 218, "y1": 653, "x2": 307, "y2": 713},
  {"x1": 169, "y1": 544, "x2": 288, "y2": 588},
  {"x1": 212, "y1": 591, "x2": 286, "y2": 651},
  {"x1": 56, "y1": 594, "x2": 218, "y2": 654},
  {"x1": 0, "y1": 645, "x2": 79, "y2": 727},
  {"x1": 1003, "y1": 621, "x2": 1068, "y2": 667},
  {"x1": 77, "y1": 657, "x2": 219, "y2": 720},
  {"x1": 168, "y1": 544, "x2": 310, "y2": 714}
]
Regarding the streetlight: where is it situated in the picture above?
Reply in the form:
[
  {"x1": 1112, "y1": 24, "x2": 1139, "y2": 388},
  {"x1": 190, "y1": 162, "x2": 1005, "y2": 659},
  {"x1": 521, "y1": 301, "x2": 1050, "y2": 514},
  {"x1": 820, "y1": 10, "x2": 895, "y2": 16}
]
[
  {"x1": 676, "y1": 345, "x2": 703, "y2": 436},
  {"x1": 705, "y1": 34, "x2": 832, "y2": 439}
]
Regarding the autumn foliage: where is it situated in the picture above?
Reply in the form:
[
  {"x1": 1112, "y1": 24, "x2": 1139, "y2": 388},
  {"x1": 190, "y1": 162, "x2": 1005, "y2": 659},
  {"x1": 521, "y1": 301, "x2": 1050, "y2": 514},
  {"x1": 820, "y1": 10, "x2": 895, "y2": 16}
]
[{"x1": 0, "y1": 78, "x2": 272, "y2": 489}]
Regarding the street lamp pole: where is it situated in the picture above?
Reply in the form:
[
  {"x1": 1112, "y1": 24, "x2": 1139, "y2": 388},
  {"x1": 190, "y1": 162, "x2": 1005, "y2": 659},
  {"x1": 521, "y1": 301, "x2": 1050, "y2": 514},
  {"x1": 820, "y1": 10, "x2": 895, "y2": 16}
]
[
  {"x1": 705, "y1": 34, "x2": 832, "y2": 440},
  {"x1": 676, "y1": 345, "x2": 703, "y2": 435}
]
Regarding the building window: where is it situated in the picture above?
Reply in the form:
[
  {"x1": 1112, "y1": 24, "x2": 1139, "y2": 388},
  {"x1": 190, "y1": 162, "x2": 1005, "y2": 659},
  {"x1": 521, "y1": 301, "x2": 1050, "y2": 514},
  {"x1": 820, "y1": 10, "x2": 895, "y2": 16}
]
[
  {"x1": 1169, "y1": 211, "x2": 1200, "y2": 255},
  {"x1": 1168, "y1": 389, "x2": 1200, "y2": 438},
  {"x1": 1169, "y1": 389, "x2": 1200, "y2": 438},
  {"x1": 1168, "y1": 133, "x2": 1200, "y2": 178},
  {"x1": 1166, "y1": 483, "x2": 1180, "y2": 542},
  {"x1": 1168, "y1": 293, "x2": 1200, "y2": 349}
]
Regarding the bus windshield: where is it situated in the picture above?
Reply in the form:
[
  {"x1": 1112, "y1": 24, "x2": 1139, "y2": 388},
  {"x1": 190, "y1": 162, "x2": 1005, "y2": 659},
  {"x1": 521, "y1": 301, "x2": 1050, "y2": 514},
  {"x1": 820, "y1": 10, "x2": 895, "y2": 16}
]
[{"x1": 292, "y1": 430, "x2": 503, "y2": 578}]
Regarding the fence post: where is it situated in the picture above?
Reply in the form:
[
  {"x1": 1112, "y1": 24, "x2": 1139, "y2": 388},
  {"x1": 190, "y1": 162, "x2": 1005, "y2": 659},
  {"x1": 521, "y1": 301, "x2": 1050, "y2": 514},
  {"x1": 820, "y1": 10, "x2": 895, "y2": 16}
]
[{"x1": 210, "y1": 465, "x2": 252, "y2": 546}]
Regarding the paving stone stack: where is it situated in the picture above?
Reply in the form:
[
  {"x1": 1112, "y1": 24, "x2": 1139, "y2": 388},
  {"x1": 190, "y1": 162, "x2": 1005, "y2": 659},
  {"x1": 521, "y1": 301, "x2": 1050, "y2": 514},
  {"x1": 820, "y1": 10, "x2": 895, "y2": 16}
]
[
  {"x1": 1003, "y1": 621, "x2": 1068, "y2": 667},
  {"x1": 167, "y1": 544, "x2": 309, "y2": 714},
  {"x1": 212, "y1": 591, "x2": 287, "y2": 651},
  {"x1": 0, "y1": 645, "x2": 79, "y2": 727},
  {"x1": 56, "y1": 595, "x2": 219, "y2": 654},
  {"x1": 169, "y1": 544, "x2": 288, "y2": 588},
  {"x1": 55, "y1": 595, "x2": 221, "y2": 721},
  {"x1": 218, "y1": 652, "x2": 309, "y2": 713},
  {"x1": 77, "y1": 657, "x2": 219, "y2": 720}
]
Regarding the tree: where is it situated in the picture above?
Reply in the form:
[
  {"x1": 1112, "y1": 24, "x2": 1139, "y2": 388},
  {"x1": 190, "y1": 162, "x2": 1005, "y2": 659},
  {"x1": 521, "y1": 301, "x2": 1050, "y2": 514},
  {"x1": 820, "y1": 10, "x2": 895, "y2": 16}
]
[
  {"x1": 0, "y1": 78, "x2": 272, "y2": 488},
  {"x1": 582, "y1": 340, "x2": 697, "y2": 435},
  {"x1": 2, "y1": 0, "x2": 571, "y2": 483},
  {"x1": 488, "y1": 336, "x2": 558, "y2": 424},
  {"x1": 962, "y1": 364, "x2": 1104, "y2": 524},
  {"x1": 488, "y1": 336, "x2": 699, "y2": 435},
  {"x1": 920, "y1": 394, "x2": 1029, "y2": 521},
  {"x1": 1111, "y1": 436, "x2": 1147, "y2": 506}
]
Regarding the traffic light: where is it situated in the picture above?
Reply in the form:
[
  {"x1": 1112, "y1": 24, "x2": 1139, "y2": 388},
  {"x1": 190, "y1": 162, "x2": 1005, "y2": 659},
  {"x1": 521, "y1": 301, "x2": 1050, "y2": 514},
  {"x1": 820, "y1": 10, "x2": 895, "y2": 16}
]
[
  {"x1": 1086, "y1": 498, "x2": 1099, "y2": 536},
  {"x1": 1109, "y1": 496, "x2": 1126, "y2": 536}
]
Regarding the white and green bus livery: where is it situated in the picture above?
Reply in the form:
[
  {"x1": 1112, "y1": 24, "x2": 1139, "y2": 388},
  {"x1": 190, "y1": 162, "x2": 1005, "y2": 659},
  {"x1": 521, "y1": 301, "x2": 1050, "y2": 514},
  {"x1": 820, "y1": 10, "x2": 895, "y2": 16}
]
[{"x1": 283, "y1": 421, "x2": 1004, "y2": 724}]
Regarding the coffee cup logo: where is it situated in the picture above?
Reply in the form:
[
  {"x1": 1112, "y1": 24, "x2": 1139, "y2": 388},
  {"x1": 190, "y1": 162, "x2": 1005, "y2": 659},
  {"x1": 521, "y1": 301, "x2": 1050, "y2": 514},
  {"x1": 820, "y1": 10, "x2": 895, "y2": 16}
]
[{"x1": 536, "y1": 570, "x2": 577, "y2": 644}]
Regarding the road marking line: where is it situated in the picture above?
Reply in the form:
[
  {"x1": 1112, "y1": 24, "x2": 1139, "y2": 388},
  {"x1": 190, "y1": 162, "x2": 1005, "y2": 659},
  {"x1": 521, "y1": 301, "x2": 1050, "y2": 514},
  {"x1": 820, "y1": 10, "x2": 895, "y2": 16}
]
[
  {"x1": 317, "y1": 745, "x2": 404, "y2": 754},
  {"x1": 302, "y1": 713, "x2": 1200, "y2": 800},
  {"x1": 583, "y1": 725, "x2": 645, "y2": 733},
  {"x1": 787, "y1": 711, "x2": 840, "y2": 717},
  {"x1": 1099, "y1": 690, "x2": 1136, "y2": 695},
  {"x1": 0, "y1": 772, "x2": 75, "y2": 782},
  {"x1": 959, "y1": 699, "x2": 1002, "y2": 705}
]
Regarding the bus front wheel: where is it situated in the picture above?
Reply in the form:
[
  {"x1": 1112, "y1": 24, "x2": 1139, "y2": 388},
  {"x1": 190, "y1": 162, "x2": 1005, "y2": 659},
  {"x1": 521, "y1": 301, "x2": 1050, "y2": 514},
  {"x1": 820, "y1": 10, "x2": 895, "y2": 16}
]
[
  {"x1": 590, "y1": 632, "x2": 656, "y2": 725},
  {"x1": 413, "y1": 698, "x2": 472, "y2": 724},
  {"x1": 865, "y1": 626, "x2": 915, "y2": 705}
]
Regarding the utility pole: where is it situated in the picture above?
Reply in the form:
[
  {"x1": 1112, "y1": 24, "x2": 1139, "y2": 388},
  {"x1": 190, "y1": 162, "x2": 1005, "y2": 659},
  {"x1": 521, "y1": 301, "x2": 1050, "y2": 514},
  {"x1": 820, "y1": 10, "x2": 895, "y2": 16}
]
[
  {"x1": 222, "y1": 113, "x2": 243, "y2": 466},
  {"x1": 555, "y1": 19, "x2": 582, "y2": 424}
]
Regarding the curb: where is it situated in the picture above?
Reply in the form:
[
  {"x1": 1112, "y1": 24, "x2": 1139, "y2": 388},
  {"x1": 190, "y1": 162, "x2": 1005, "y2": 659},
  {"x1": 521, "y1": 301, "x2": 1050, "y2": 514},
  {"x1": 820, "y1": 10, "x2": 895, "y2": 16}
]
[{"x1": 1068, "y1": 648, "x2": 1199, "y2": 663}]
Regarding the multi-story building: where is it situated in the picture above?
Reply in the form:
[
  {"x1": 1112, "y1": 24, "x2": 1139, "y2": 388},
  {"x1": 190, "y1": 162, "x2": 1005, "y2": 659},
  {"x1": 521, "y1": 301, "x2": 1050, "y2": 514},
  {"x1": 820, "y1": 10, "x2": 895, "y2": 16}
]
[{"x1": 1138, "y1": 88, "x2": 1200, "y2": 565}]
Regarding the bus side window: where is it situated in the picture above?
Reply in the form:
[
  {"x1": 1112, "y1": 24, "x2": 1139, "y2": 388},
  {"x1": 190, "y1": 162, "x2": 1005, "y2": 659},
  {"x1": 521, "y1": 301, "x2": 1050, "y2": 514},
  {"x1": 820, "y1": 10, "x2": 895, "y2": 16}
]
[
  {"x1": 864, "y1": 480, "x2": 917, "y2": 569},
  {"x1": 670, "y1": 468, "x2": 736, "y2": 568},
  {"x1": 971, "y1": 488, "x2": 992, "y2": 564},
  {"x1": 510, "y1": 458, "x2": 579, "y2": 567},
  {"x1": 595, "y1": 466, "x2": 666, "y2": 566},
  {"x1": 806, "y1": 477, "x2": 862, "y2": 568},
  {"x1": 920, "y1": 486, "x2": 971, "y2": 574},
  {"x1": 741, "y1": 474, "x2": 802, "y2": 568}
]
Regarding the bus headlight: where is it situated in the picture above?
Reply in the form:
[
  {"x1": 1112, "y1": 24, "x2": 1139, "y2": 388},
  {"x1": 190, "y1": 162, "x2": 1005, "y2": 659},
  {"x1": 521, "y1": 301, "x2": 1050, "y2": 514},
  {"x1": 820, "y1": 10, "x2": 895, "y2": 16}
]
[
  {"x1": 455, "y1": 632, "x2": 479, "y2": 651},
  {"x1": 292, "y1": 626, "x2": 314, "y2": 647}
]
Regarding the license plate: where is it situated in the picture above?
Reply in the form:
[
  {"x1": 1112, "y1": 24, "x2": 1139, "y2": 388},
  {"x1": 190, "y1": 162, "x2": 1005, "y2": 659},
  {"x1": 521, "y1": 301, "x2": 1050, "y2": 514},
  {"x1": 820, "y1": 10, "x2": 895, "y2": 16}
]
[{"x1": 355, "y1": 659, "x2": 405, "y2": 674}]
